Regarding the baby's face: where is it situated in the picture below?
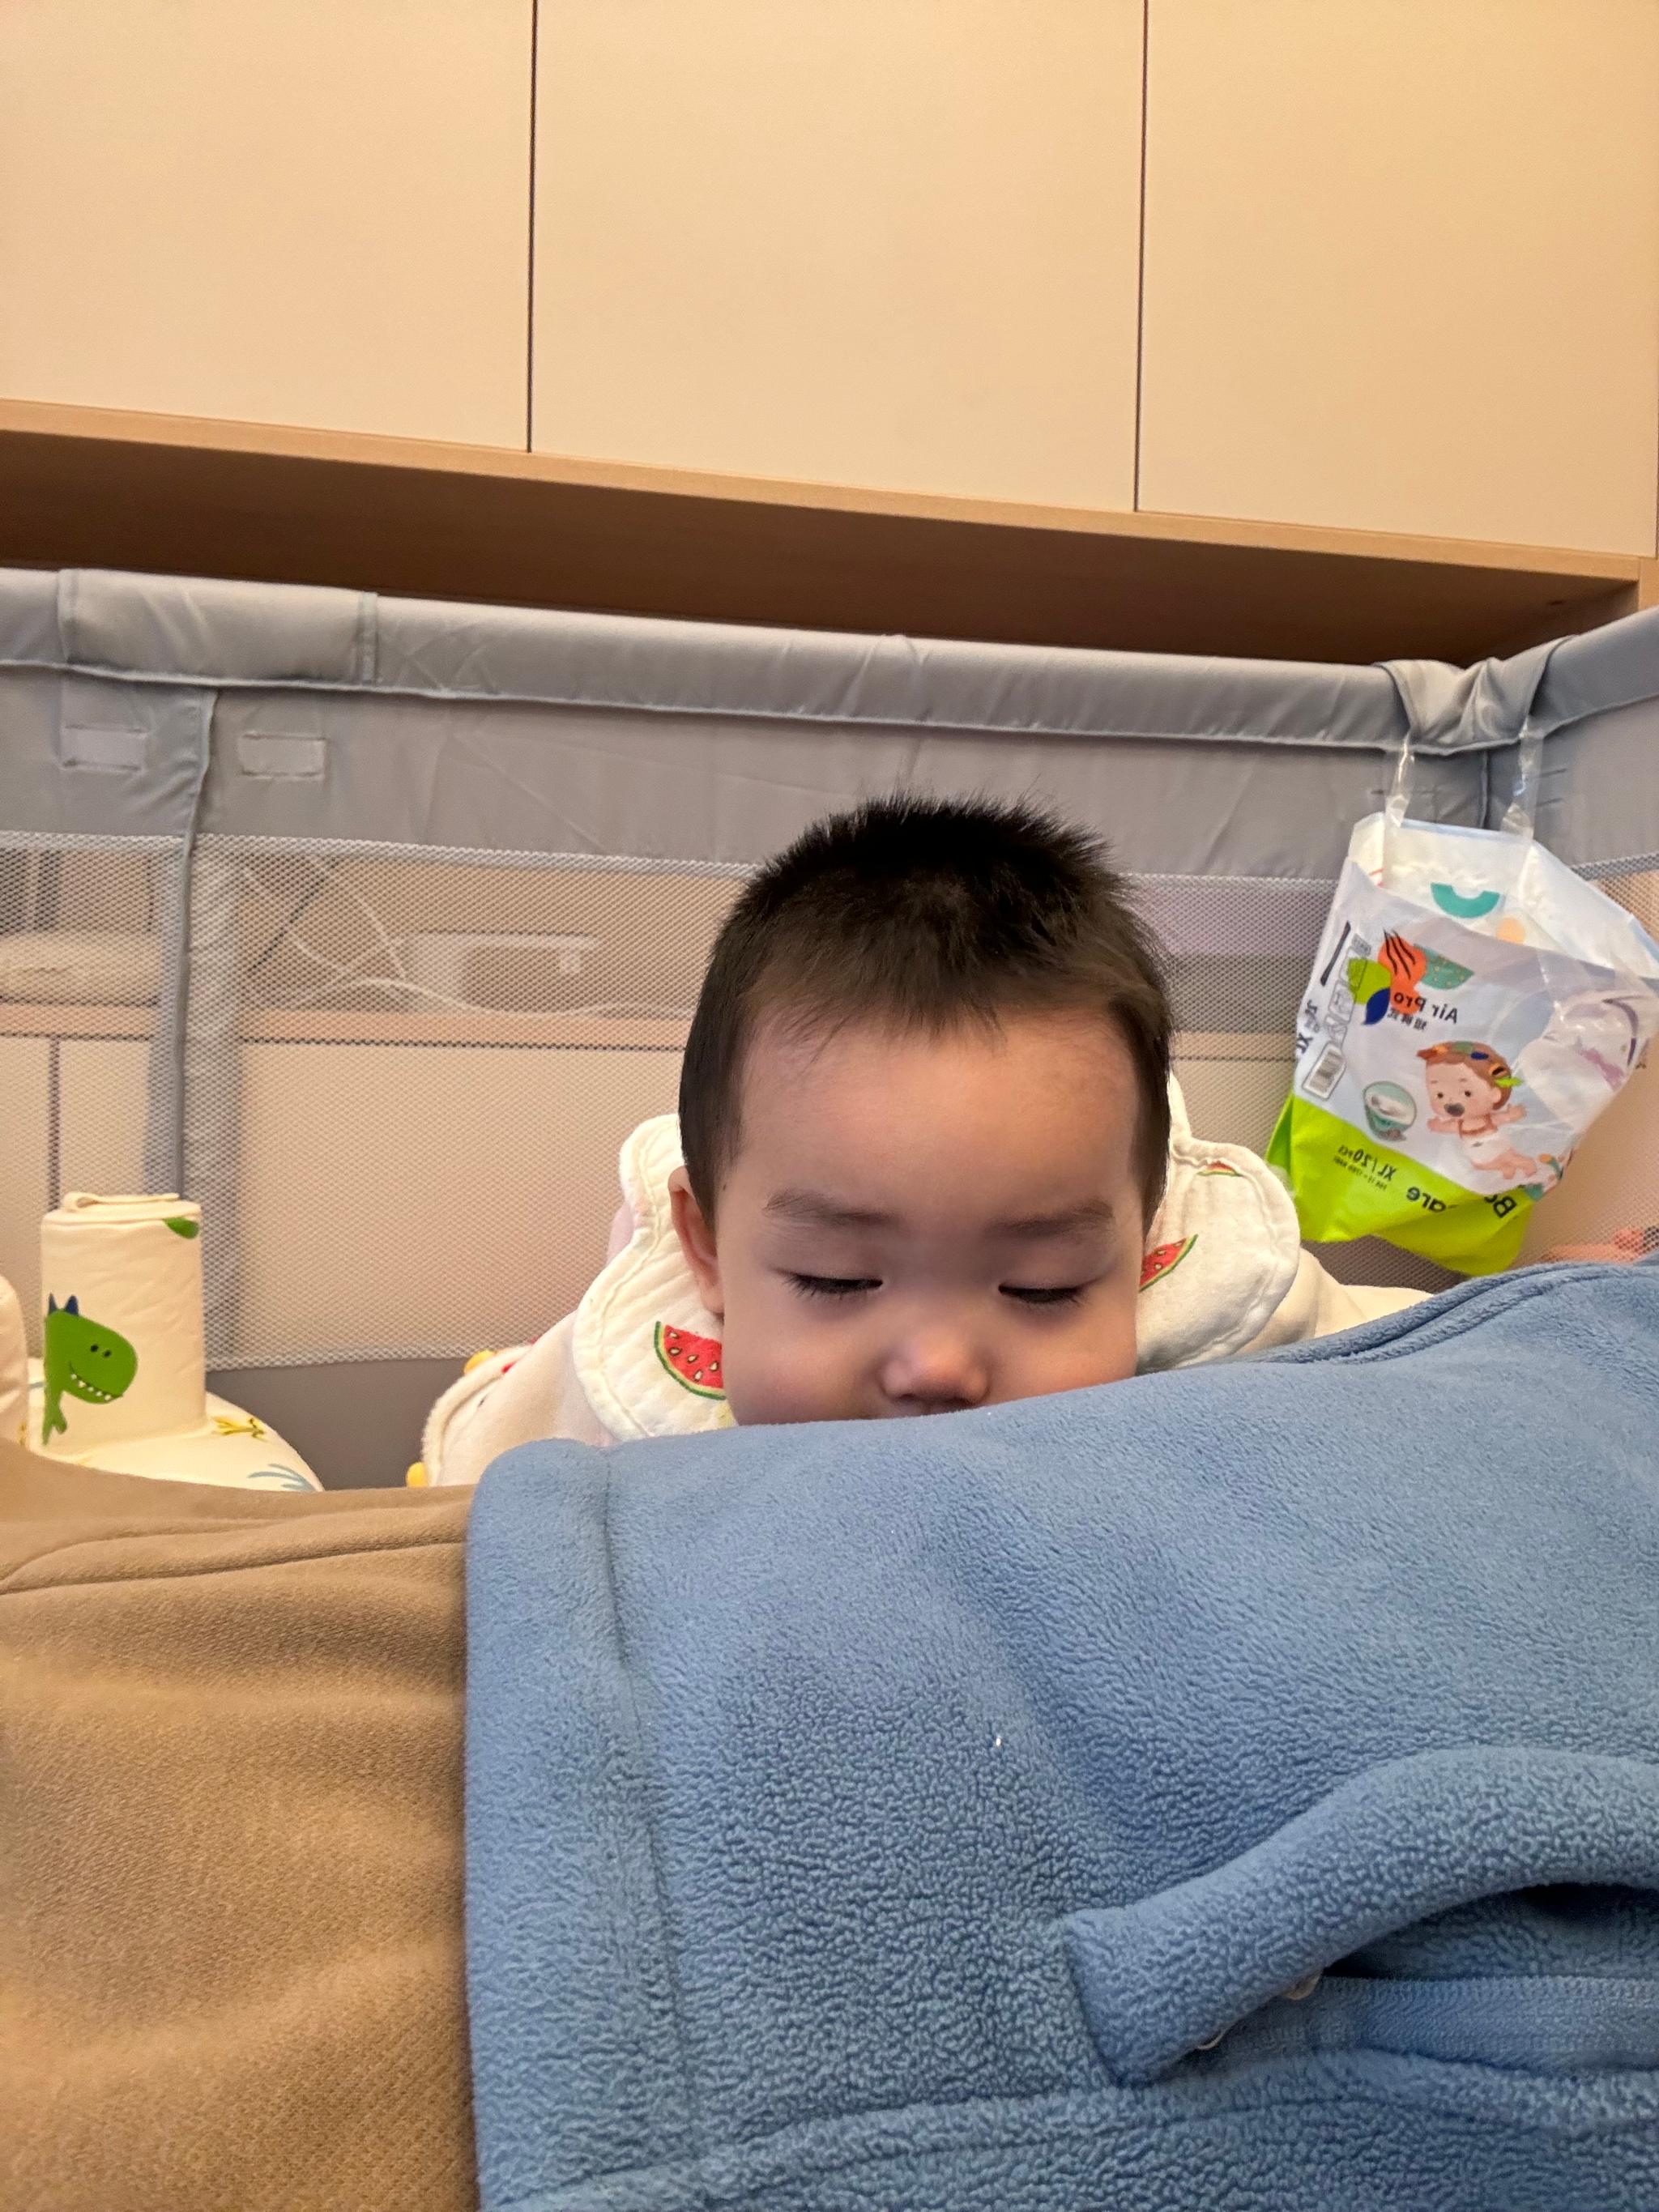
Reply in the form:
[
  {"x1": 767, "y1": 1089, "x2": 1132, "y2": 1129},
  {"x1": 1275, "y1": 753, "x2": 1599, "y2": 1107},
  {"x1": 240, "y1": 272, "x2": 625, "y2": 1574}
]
[
  {"x1": 671, "y1": 1009, "x2": 1148, "y2": 1425},
  {"x1": 1427, "y1": 1065, "x2": 1498, "y2": 1121}
]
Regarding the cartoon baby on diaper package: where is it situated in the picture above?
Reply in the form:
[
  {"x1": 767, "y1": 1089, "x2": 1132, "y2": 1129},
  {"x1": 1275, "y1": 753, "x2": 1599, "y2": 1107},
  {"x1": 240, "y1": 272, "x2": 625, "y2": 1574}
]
[{"x1": 1417, "y1": 1039, "x2": 1559, "y2": 1192}]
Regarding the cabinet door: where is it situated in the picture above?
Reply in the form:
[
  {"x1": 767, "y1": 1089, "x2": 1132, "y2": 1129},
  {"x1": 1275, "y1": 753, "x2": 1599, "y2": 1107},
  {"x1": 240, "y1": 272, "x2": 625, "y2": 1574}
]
[
  {"x1": 0, "y1": 1039, "x2": 52, "y2": 1353},
  {"x1": 0, "y1": 0, "x2": 532, "y2": 445},
  {"x1": 1139, "y1": 0, "x2": 1659, "y2": 554},
  {"x1": 236, "y1": 1042, "x2": 681, "y2": 1362},
  {"x1": 532, "y1": 0, "x2": 1145, "y2": 509},
  {"x1": 58, "y1": 1042, "x2": 149, "y2": 1196}
]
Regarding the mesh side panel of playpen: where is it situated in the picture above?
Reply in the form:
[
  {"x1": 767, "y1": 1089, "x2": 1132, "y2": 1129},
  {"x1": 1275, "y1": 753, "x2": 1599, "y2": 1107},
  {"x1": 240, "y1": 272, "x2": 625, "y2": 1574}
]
[
  {"x1": 186, "y1": 840, "x2": 749, "y2": 1366},
  {"x1": 6, "y1": 837, "x2": 1654, "y2": 1371},
  {"x1": 178, "y1": 848, "x2": 1401, "y2": 1367},
  {"x1": 1561, "y1": 856, "x2": 1659, "y2": 1264},
  {"x1": 0, "y1": 835, "x2": 183, "y2": 1353}
]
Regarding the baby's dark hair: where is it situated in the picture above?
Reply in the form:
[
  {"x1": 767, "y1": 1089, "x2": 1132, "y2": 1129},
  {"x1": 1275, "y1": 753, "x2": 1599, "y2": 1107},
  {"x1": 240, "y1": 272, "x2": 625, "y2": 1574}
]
[{"x1": 679, "y1": 795, "x2": 1172, "y2": 1221}]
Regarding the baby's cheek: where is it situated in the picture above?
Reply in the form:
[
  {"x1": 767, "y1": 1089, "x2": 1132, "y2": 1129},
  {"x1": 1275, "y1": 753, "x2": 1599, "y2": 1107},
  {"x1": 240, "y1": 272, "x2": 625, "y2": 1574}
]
[
  {"x1": 1060, "y1": 1291, "x2": 1140, "y2": 1392},
  {"x1": 1100, "y1": 1319, "x2": 1142, "y2": 1387},
  {"x1": 718, "y1": 1285, "x2": 853, "y2": 1426},
  {"x1": 723, "y1": 1340, "x2": 848, "y2": 1427}
]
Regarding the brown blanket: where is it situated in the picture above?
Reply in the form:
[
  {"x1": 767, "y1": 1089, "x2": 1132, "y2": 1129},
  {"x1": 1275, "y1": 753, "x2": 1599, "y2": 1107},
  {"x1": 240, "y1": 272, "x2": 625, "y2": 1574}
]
[{"x1": 0, "y1": 1442, "x2": 477, "y2": 2212}]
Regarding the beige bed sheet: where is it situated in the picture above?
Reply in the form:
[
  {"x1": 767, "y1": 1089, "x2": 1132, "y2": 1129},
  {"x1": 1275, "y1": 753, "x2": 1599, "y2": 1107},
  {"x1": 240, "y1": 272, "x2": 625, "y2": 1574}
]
[{"x1": 0, "y1": 1441, "x2": 477, "y2": 2212}]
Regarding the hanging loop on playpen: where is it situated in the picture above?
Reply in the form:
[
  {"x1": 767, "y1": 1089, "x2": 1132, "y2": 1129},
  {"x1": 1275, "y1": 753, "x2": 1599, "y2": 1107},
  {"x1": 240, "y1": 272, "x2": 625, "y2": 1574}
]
[
  {"x1": 1381, "y1": 723, "x2": 1414, "y2": 884},
  {"x1": 1380, "y1": 633, "x2": 1563, "y2": 882},
  {"x1": 1499, "y1": 722, "x2": 1544, "y2": 842},
  {"x1": 1384, "y1": 723, "x2": 1415, "y2": 829},
  {"x1": 1384, "y1": 716, "x2": 1541, "y2": 885},
  {"x1": 1383, "y1": 702, "x2": 1546, "y2": 889}
]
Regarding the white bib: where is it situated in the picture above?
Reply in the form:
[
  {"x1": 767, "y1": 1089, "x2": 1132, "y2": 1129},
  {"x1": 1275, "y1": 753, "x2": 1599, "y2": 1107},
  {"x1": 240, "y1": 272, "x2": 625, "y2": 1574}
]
[{"x1": 570, "y1": 1082, "x2": 1302, "y2": 1442}]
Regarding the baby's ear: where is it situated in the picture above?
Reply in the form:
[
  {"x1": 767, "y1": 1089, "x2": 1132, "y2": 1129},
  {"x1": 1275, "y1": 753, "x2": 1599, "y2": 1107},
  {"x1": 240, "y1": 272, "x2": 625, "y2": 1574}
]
[{"x1": 668, "y1": 1166, "x2": 724, "y2": 1319}]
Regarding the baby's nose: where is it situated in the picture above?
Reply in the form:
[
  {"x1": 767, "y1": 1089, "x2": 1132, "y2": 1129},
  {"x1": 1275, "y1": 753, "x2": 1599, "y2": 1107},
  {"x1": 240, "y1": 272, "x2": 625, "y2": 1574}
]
[{"x1": 878, "y1": 1328, "x2": 991, "y2": 1415}]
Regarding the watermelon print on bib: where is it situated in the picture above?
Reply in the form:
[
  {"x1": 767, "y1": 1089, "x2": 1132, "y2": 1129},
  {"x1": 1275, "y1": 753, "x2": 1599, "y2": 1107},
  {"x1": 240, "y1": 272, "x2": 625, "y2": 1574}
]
[
  {"x1": 655, "y1": 1323, "x2": 724, "y2": 1399},
  {"x1": 1139, "y1": 1237, "x2": 1196, "y2": 1291}
]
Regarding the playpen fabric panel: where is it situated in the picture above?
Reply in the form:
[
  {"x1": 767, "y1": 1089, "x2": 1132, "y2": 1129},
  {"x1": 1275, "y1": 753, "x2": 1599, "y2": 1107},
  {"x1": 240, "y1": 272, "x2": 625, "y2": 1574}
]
[{"x1": 2, "y1": 568, "x2": 1655, "y2": 1482}]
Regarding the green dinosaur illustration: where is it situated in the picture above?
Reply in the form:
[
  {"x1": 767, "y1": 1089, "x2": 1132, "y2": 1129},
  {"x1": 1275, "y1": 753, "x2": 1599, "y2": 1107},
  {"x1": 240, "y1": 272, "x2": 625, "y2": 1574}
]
[{"x1": 41, "y1": 1295, "x2": 138, "y2": 1442}]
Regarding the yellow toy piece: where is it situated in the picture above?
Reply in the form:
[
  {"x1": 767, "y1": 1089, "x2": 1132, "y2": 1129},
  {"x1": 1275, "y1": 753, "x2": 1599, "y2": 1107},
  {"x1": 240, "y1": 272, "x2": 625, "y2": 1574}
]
[
  {"x1": 212, "y1": 1413, "x2": 267, "y2": 1440},
  {"x1": 463, "y1": 1349, "x2": 497, "y2": 1375},
  {"x1": 405, "y1": 1460, "x2": 429, "y2": 1487}
]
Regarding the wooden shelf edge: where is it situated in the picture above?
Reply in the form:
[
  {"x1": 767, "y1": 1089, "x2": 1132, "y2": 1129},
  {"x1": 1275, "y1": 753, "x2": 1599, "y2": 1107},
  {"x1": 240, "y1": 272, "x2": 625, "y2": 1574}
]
[
  {"x1": 0, "y1": 1004, "x2": 156, "y2": 1039},
  {"x1": 0, "y1": 1002, "x2": 689, "y2": 1048},
  {"x1": 0, "y1": 397, "x2": 1642, "y2": 666},
  {"x1": 241, "y1": 1008, "x2": 689, "y2": 1049},
  {"x1": 0, "y1": 1004, "x2": 1293, "y2": 1054},
  {"x1": 3, "y1": 395, "x2": 1640, "y2": 582}
]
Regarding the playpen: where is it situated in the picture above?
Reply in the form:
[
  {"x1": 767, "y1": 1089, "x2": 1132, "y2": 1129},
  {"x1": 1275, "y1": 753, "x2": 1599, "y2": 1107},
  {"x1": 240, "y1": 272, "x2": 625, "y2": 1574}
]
[{"x1": 2, "y1": 565, "x2": 1655, "y2": 1485}]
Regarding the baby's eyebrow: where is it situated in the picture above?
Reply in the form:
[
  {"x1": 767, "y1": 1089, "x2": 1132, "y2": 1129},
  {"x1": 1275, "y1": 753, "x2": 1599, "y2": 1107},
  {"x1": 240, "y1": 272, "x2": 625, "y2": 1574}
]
[
  {"x1": 764, "y1": 1187, "x2": 898, "y2": 1231},
  {"x1": 763, "y1": 1189, "x2": 1115, "y2": 1238},
  {"x1": 996, "y1": 1199, "x2": 1115, "y2": 1240}
]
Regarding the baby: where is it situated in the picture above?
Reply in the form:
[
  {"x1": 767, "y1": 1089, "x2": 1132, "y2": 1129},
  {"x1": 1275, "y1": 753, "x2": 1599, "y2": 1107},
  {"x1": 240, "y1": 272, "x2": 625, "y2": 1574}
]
[
  {"x1": 667, "y1": 794, "x2": 1169, "y2": 1421},
  {"x1": 420, "y1": 796, "x2": 1417, "y2": 1479}
]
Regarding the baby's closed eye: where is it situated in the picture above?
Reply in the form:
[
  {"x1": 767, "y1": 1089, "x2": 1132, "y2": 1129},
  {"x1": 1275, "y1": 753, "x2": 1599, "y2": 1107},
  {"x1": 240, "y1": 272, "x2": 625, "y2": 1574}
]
[{"x1": 786, "y1": 1275, "x2": 1089, "y2": 1306}]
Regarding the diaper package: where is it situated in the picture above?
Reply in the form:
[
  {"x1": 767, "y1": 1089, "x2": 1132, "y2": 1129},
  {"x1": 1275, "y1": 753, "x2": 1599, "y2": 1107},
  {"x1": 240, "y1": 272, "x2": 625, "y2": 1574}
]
[{"x1": 1269, "y1": 812, "x2": 1659, "y2": 1272}]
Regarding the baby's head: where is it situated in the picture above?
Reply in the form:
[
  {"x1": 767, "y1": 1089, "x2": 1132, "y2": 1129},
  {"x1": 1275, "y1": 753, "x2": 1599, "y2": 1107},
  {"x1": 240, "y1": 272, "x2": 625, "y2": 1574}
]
[
  {"x1": 1420, "y1": 1041, "x2": 1513, "y2": 1123},
  {"x1": 669, "y1": 796, "x2": 1172, "y2": 1423}
]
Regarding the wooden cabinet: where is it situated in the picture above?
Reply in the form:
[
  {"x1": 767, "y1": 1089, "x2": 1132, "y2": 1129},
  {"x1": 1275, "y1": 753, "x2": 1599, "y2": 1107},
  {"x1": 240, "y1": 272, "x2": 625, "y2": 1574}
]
[
  {"x1": 59, "y1": 1042, "x2": 149, "y2": 1196},
  {"x1": 0, "y1": 1040, "x2": 50, "y2": 1350},
  {"x1": 236, "y1": 1038, "x2": 680, "y2": 1362},
  {"x1": 5, "y1": 1, "x2": 1659, "y2": 594},
  {"x1": 1137, "y1": 0, "x2": 1659, "y2": 555},
  {"x1": 530, "y1": 0, "x2": 1145, "y2": 509},
  {"x1": 0, "y1": 0, "x2": 533, "y2": 446},
  {"x1": 0, "y1": 1025, "x2": 155, "y2": 1353}
]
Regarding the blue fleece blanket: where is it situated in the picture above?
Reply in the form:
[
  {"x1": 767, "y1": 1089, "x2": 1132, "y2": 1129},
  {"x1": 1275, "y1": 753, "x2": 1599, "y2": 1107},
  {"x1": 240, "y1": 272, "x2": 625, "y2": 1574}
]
[{"x1": 466, "y1": 1264, "x2": 1659, "y2": 2212}]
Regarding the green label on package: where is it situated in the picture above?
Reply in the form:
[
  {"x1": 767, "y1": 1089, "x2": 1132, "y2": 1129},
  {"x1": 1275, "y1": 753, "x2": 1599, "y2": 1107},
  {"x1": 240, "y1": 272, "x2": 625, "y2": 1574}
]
[{"x1": 1267, "y1": 1095, "x2": 1532, "y2": 1273}]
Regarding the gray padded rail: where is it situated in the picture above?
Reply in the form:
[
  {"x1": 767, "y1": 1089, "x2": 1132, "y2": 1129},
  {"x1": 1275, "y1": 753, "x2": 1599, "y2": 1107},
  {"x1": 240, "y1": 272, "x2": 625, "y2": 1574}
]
[{"x1": 4, "y1": 565, "x2": 1656, "y2": 875}]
